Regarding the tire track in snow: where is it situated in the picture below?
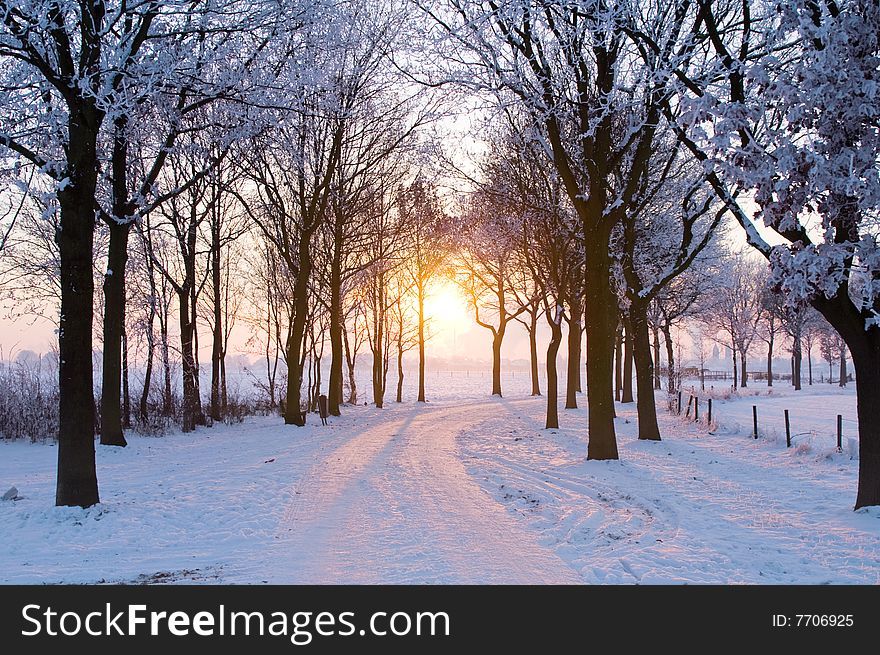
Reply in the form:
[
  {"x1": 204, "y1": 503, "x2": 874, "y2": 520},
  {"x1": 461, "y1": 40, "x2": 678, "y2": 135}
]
[
  {"x1": 268, "y1": 403, "x2": 581, "y2": 583},
  {"x1": 462, "y1": 399, "x2": 683, "y2": 582}
]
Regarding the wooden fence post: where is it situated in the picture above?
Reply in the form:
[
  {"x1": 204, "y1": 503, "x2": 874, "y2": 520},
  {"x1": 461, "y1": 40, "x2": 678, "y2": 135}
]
[
  {"x1": 784, "y1": 409, "x2": 791, "y2": 448},
  {"x1": 708, "y1": 398, "x2": 712, "y2": 426},
  {"x1": 753, "y1": 405, "x2": 758, "y2": 439},
  {"x1": 837, "y1": 415, "x2": 843, "y2": 453}
]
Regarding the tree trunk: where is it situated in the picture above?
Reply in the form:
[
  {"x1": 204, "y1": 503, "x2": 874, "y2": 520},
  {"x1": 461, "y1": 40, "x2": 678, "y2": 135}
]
[
  {"x1": 766, "y1": 335, "x2": 774, "y2": 387},
  {"x1": 122, "y1": 327, "x2": 131, "y2": 429},
  {"x1": 396, "y1": 338, "x2": 404, "y2": 403},
  {"x1": 284, "y1": 275, "x2": 310, "y2": 426},
  {"x1": 209, "y1": 227, "x2": 223, "y2": 423},
  {"x1": 851, "y1": 347, "x2": 880, "y2": 508},
  {"x1": 55, "y1": 133, "x2": 100, "y2": 506},
  {"x1": 739, "y1": 347, "x2": 748, "y2": 388},
  {"x1": 808, "y1": 347, "x2": 813, "y2": 385},
  {"x1": 631, "y1": 303, "x2": 661, "y2": 441},
  {"x1": 840, "y1": 350, "x2": 848, "y2": 387},
  {"x1": 313, "y1": 351, "x2": 322, "y2": 410},
  {"x1": 161, "y1": 309, "x2": 173, "y2": 417},
  {"x1": 652, "y1": 325, "x2": 661, "y2": 390},
  {"x1": 372, "y1": 275, "x2": 386, "y2": 409},
  {"x1": 529, "y1": 311, "x2": 541, "y2": 396},
  {"x1": 140, "y1": 320, "x2": 154, "y2": 423},
  {"x1": 343, "y1": 320, "x2": 358, "y2": 405},
  {"x1": 621, "y1": 318, "x2": 634, "y2": 404},
  {"x1": 583, "y1": 242, "x2": 618, "y2": 460},
  {"x1": 732, "y1": 346, "x2": 738, "y2": 389},
  {"x1": 792, "y1": 339, "x2": 802, "y2": 391},
  {"x1": 100, "y1": 221, "x2": 130, "y2": 446},
  {"x1": 662, "y1": 324, "x2": 675, "y2": 393},
  {"x1": 491, "y1": 332, "x2": 503, "y2": 397},
  {"x1": 328, "y1": 242, "x2": 344, "y2": 415},
  {"x1": 418, "y1": 282, "x2": 427, "y2": 402},
  {"x1": 614, "y1": 325, "x2": 623, "y2": 401},
  {"x1": 565, "y1": 311, "x2": 580, "y2": 408},
  {"x1": 190, "y1": 282, "x2": 205, "y2": 426},
  {"x1": 178, "y1": 290, "x2": 197, "y2": 432},
  {"x1": 545, "y1": 312, "x2": 563, "y2": 429},
  {"x1": 220, "y1": 353, "x2": 228, "y2": 414}
]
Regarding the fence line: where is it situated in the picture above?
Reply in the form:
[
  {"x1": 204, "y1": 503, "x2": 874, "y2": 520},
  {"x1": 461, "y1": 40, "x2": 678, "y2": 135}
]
[{"x1": 667, "y1": 387, "x2": 853, "y2": 456}]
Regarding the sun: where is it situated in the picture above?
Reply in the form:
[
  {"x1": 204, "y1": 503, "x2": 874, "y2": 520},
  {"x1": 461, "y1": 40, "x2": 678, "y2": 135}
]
[{"x1": 422, "y1": 281, "x2": 470, "y2": 333}]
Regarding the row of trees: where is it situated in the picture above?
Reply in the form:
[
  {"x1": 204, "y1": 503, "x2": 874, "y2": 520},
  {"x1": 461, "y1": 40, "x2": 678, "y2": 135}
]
[
  {"x1": 0, "y1": 0, "x2": 455, "y2": 507},
  {"x1": 2, "y1": 0, "x2": 879, "y2": 510},
  {"x1": 419, "y1": 0, "x2": 880, "y2": 509}
]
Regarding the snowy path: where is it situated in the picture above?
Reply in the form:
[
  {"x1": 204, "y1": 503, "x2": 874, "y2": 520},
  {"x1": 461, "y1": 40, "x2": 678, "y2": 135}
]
[
  {"x1": 2, "y1": 381, "x2": 878, "y2": 584},
  {"x1": 264, "y1": 403, "x2": 581, "y2": 583}
]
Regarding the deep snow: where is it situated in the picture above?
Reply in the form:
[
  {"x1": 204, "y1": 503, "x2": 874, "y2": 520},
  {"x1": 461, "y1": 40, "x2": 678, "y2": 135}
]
[{"x1": 0, "y1": 372, "x2": 877, "y2": 584}]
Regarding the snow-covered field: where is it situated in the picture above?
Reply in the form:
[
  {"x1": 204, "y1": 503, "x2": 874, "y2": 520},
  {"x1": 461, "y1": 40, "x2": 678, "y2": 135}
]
[{"x1": 1, "y1": 372, "x2": 878, "y2": 584}]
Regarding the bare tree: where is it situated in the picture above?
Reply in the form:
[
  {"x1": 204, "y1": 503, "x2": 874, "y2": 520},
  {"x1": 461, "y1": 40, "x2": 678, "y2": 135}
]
[{"x1": 456, "y1": 193, "x2": 526, "y2": 398}]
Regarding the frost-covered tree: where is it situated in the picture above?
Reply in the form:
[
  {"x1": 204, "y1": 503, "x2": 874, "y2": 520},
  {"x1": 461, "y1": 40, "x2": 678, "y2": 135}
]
[
  {"x1": 456, "y1": 191, "x2": 527, "y2": 398},
  {"x1": 613, "y1": 143, "x2": 721, "y2": 440},
  {"x1": 427, "y1": 0, "x2": 713, "y2": 458},
  {"x1": 701, "y1": 253, "x2": 764, "y2": 390},
  {"x1": 398, "y1": 176, "x2": 450, "y2": 403},
  {"x1": 0, "y1": 0, "x2": 291, "y2": 506},
  {"x1": 666, "y1": 0, "x2": 880, "y2": 506}
]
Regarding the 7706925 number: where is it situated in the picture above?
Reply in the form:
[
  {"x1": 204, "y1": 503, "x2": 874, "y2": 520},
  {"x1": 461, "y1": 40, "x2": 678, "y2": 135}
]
[{"x1": 795, "y1": 615, "x2": 853, "y2": 627}]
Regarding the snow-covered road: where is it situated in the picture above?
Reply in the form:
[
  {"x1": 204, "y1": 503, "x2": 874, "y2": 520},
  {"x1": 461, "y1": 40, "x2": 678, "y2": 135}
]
[
  {"x1": 1, "y1": 382, "x2": 878, "y2": 584},
  {"x1": 265, "y1": 403, "x2": 580, "y2": 583}
]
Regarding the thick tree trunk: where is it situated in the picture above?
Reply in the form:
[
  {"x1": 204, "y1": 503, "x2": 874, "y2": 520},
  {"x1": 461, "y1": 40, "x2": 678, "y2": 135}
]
[
  {"x1": 565, "y1": 311, "x2": 580, "y2": 408},
  {"x1": 178, "y1": 291, "x2": 197, "y2": 432},
  {"x1": 55, "y1": 144, "x2": 100, "y2": 507},
  {"x1": 631, "y1": 303, "x2": 661, "y2": 441},
  {"x1": 284, "y1": 283, "x2": 310, "y2": 426},
  {"x1": 418, "y1": 283, "x2": 427, "y2": 402},
  {"x1": 621, "y1": 319, "x2": 634, "y2": 404},
  {"x1": 583, "y1": 243, "x2": 618, "y2": 460},
  {"x1": 545, "y1": 313, "x2": 563, "y2": 429},
  {"x1": 491, "y1": 333, "x2": 503, "y2": 397},
  {"x1": 100, "y1": 221, "x2": 130, "y2": 446},
  {"x1": 529, "y1": 311, "x2": 541, "y2": 396},
  {"x1": 328, "y1": 246, "x2": 344, "y2": 415},
  {"x1": 851, "y1": 349, "x2": 880, "y2": 508}
]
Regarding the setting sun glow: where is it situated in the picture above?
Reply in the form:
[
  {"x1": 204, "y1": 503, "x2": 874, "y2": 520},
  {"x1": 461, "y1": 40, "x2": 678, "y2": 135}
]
[{"x1": 421, "y1": 282, "x2": 471, "y2": 337}]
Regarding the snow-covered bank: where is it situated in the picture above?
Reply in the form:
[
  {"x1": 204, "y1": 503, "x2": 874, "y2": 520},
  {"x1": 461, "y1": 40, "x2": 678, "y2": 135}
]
[
  {"x1": 0, "y1": 412, "x2": 369, "y2": 584},
  {"x1": 460, "y1": 392, "x2": 880, "y2": 584}
]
